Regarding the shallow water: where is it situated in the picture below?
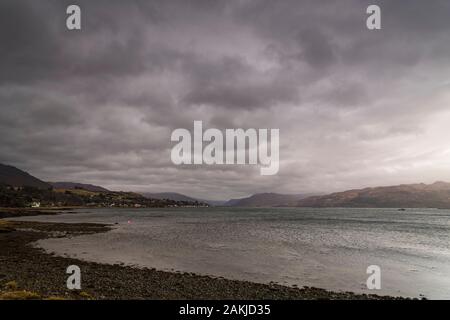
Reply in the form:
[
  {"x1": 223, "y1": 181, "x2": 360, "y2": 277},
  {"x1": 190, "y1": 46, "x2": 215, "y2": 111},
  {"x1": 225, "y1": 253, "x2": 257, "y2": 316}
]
[{"x1": 11, "y1": 207, "x2": 450, "y2": 299}]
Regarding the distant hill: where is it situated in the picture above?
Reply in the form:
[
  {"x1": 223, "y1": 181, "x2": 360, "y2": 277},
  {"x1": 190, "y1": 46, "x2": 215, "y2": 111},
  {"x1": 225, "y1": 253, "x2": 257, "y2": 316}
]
[
  {"x1": 49, "y1": 182, "x2": 109, "y2": 192},
  {"x1": 0, "y1": 164, "x2": 207, "y2": 208},
  {"x1": 144, "y1": 192, "x2": 307, "y2": 207},
  {"x1": 0, "y1": 163, "x2": 51, "y2": 189},
  {"x1": 142, "y1": 192, "x2": 222, "y2": 206},
  {"x1": 297, "y1": 181, "x2": 450, "y2": 208},
  {"x1": 199, "y1": 199, "x2": 227, "y2": 206},
  {"x1": 142, "y1": 192, "x2": 199, "y2": 202},
  {"x1": 225, "y1": 193, "x2": 311, "y2": 207}
]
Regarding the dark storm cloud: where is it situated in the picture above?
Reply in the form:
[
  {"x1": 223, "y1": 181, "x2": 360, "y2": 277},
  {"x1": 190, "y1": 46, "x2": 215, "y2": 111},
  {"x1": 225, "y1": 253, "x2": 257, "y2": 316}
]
[
  {"x1": 0, "y1": 1, "x2": 63, "y2": 84},
  {"x1": 182, "y1": 56, "x2": 300, "y2": 110},
  {"x1": 1, "y1": 0, "x2": 450, "y2": 199},
  {"x1": 0, "y1": 0, "x2": 159, "y2": 84},
  {"x1": 296, "y1": 29, "x2": 336, "y2": 69}
]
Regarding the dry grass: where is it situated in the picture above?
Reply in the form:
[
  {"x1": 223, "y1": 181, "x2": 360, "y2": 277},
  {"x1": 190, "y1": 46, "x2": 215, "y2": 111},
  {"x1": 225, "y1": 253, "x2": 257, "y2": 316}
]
[
  {"x1": 78, "y1": 291, "x2": 93, "y2": 299},
  {"x1": 0, "y1": 220, "x2": 14, "y2": 232},
  {"x1": 0, "y1": 290, "x2": 41, "y2": 300},
  {"x1": 44, "y1": 296, "x2": 67, "y2": 300},
  {"x1": 1, "y1": 281, "x2": 67, "y2": 300},
  {"x1": 4, "y1": 281, "x2": 18, "y2": 290}
]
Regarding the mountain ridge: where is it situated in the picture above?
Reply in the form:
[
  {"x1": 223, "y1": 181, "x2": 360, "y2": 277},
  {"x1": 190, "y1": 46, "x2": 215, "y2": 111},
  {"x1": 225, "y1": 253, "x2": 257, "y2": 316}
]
[
  {"x1": 297, "y1": 181, "x2": 450, "y2": 208},
  {"x1": 142, "y1": 192, "x2": 199, "y2": 202},
  {"x1": 0, "y1": 163, "x2": 51, "y2": 189},
  {"x1": 141, "y1": 192, "x2": 222, "y2": 206},
  {"x1": 49, "y1": 182, "x2": 110, "y2": 192},
  {"x1": 225, "y1": 193, "x2": 313, "y2": 207},
  {"x1": 0, "y1": 163, "x2": 206, "y2": 208}
]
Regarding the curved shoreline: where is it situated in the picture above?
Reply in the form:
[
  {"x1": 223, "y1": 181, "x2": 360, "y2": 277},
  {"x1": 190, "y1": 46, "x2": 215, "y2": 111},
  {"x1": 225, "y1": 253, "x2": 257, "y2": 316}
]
[{"x1": 0, "y1": 209, "x2": 408, "y2": 300}]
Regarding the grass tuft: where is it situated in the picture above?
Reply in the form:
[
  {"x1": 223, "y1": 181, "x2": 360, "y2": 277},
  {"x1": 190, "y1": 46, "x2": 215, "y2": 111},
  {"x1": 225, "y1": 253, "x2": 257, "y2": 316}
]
[
  {"x1": 78, "y1": 291, "x2": 93, "y2": 299},
  {"x1": 4, "y1": 280, "x2": 18, "y2": 290},
  {"x1": 0, "y1": 290, "x2": 41, "y2": 300},
  {"x1": 45, "y1": 296, "x2": 67, "y2": 300},
  {"x1": 0, "y1": 220, "x2": 14, "y2": 232}
]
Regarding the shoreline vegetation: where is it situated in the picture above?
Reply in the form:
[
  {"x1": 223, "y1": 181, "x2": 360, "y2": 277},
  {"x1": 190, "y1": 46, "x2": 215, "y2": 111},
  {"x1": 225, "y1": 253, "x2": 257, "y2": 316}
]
[
  {"x1": 0, "y1": 185, "x2": 209, "y2": 209},
  {"x1": 0, "y1": 209, "x2": 411, "y2": 300}
]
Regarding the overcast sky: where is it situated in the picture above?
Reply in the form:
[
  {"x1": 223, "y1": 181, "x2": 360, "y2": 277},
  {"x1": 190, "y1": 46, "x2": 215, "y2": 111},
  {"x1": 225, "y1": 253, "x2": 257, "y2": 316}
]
[{"x1": 1, "y1": 0, "x2": 450, "y2": 200}]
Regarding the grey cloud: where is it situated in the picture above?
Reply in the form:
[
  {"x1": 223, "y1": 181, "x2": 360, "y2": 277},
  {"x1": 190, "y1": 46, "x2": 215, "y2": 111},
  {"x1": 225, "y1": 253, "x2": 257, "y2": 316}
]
[
  {"x1": 1, "y1": 0, "x2": 450, "y2": 199},
  {"x1": 296, "y1": 29, "x2": 336, "y2": 69}
]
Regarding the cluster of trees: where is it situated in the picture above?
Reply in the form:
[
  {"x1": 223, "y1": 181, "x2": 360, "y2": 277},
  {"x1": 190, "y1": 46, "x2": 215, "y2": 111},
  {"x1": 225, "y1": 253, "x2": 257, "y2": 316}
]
[
  {"x1": 0, "y1": 185, "x2": 207, "y2": 208},
  {"x1": 0, "y1": 185, "x2": 83, "y2": 207}
]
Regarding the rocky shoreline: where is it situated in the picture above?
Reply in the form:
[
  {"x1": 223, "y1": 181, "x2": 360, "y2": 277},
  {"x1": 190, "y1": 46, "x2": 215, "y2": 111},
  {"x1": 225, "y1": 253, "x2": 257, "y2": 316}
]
[{"x1": 0, "y1": 209, "x2": 408, "y2": 300}]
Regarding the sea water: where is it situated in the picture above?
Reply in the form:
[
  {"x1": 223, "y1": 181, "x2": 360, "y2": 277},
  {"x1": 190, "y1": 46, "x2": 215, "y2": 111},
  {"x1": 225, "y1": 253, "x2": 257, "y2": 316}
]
[{"x1": 11, "y1": 207, "x2": 450, "y2": 299}]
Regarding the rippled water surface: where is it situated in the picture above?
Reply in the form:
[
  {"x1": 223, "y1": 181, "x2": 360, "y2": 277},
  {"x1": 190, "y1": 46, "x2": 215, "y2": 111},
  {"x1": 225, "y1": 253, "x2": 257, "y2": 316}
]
[{"x1": 12, "y1": 207, "x2": 450, "y2": 299}]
